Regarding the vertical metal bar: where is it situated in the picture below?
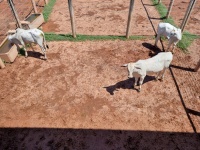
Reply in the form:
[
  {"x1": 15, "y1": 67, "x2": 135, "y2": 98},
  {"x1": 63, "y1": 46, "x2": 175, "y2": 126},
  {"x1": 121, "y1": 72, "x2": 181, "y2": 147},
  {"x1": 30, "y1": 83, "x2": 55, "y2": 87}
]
[
  {"x1": 0, "y1": 58, "x2": 5, "y2": 69},
  {"x1": 180, "y1": 0, "x2": 196, "y2": 31},
  {"x1": 166, "y1": 0, "x2": 174, "y2": 18},
  {"x1": 8, "y1": 0, "x2": 22, "y2": 28},
  {"x1": 126, "y1": 0, "x2": 135, "y2": 39},
  {"x1": 31, "y1": 0, "x2": 38, "y2": 13},
  {"x1": 68, "y1": 0, "x2": 76, "y2": 38}
]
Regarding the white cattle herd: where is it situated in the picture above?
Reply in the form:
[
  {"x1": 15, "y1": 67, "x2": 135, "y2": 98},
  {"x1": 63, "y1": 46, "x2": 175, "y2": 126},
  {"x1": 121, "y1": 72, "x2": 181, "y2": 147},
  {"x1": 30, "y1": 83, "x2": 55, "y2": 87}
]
[{"x1": 7, "y1": 22, "x2": 182, "y2": 91}]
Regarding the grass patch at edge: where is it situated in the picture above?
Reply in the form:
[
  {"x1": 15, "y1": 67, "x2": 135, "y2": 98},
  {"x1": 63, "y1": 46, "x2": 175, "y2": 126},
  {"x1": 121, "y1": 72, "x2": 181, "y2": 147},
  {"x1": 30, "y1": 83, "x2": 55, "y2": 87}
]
[
  {"x1": 44, "y1": 33, "x2": 153, "y2": 42},
  {"x1": 43, "y1": 0, "x2": 57, "y2": 21},
  {"x1": 177, "y1": 32, "x2": 200, "y2": 53}
]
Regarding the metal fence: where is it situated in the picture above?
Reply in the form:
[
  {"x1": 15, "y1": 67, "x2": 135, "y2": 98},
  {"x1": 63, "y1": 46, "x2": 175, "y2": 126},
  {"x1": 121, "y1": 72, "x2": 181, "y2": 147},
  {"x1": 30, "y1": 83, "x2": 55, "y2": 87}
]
[
  {"x1": 161, "y1": 0, "x2": 200, "y2": 35},
  {"x1": 0, "y1": 0, "x2": 45, "y2": 42}
]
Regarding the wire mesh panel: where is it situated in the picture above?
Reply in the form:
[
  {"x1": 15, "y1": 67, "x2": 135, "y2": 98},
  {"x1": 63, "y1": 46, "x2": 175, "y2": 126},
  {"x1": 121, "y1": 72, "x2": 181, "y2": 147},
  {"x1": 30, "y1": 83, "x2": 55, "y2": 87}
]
[
  {"x1": 161, "y1": 0, "x2": 200, "y2": 35},
  {"x1": 0, "y1": 0, "x2": 45, "y2": 43}
]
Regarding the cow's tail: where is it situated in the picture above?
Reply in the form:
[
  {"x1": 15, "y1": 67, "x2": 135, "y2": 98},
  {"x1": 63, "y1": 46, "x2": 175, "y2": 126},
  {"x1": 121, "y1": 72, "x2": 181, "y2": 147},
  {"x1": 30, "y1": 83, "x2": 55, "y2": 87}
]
[{"x1": 41, "y1": 32, "x2": 49, "y2": 49}]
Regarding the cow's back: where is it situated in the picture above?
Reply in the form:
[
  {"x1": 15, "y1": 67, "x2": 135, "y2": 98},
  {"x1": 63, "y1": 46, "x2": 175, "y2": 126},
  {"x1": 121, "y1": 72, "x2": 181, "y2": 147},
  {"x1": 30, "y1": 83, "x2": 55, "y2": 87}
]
[
  {"x1": 21, "y1": 29, "x2": 43, "y2": 43},
  {"x1": 157, "y1": 23, "x2": 174, "y2": 38},
  {"x1": 144, "y1": 52, "x2": 173, "y2": 73}
]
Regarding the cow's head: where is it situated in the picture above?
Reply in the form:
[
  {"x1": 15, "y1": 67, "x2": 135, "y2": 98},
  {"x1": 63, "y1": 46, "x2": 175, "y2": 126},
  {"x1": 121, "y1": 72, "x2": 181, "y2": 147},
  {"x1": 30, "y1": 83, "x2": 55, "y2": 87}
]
[
  {"x1": 170, "y1": 28, "x2": 182, "y2": 41},
  {"x1": 7, "y1": 33, "x2": 15, "y2": 42},
  {"x1": 122, "y1": 63, "x2": 136, "y2": 78}
]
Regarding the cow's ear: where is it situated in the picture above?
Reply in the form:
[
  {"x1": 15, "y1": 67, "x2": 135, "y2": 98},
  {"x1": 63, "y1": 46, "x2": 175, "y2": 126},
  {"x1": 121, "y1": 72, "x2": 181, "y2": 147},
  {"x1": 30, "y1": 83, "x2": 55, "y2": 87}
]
[{"x1": 122, "y1": 64, "x2": 128, "y2": 67}]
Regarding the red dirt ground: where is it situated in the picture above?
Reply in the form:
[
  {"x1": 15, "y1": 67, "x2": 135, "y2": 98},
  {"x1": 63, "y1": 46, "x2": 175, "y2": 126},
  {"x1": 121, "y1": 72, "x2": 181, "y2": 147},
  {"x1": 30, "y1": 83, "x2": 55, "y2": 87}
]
[{"x1": 0, "y1": 0, "x2": 199, "y2": 149}]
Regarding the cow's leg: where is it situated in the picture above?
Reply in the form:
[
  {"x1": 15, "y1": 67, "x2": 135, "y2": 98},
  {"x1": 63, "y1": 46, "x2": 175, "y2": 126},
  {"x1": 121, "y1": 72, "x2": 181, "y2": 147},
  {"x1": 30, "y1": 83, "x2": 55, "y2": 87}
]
[
  {"x1": 155, "y1": 71, "x2": 161, "y2": 80},
  {"x1": 160, "y1": 68, "x2": 166, "y2": 81},
  {"x1": 24, "y1": 47, "x2": 28, "y2": 57},
  {"x1": 138, "y1": 76, "x2": 145, "y2": 92},
  {"x1": 134, "y1": 77, "x2": 138, "y2": 88},
  {"x1": 40, "y1": 46, "x2": 47, "y2": 60},
  {"x1": 171, "y1": 43, "x2": 176, "y2": 54},
  {"x1": 18, "y1": 37, "x2": 28, "y2": 57},
  {"x1": 30, "y1": 44, "x2": 35, "y2": 52},
  {"x1": 155, "y1": 34, "x2": 160, "y2": 47},
  {"x1": 167, "y1": 39, "x2": 173, "y2": 52}
]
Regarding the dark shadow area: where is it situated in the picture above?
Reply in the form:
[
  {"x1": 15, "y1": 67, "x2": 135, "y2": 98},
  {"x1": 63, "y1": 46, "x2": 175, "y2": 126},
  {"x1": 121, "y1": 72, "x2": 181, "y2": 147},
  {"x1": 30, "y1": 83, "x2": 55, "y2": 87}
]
[
  {"x1": 19, "y1": 48, "x2": 45, "y2": 60},
  {"x1": 169, "y1": 67, "x2": 198, "y2": 133},
  {"x1": 27, "y1": 51, "x2": 42, "y2": 58},
  {"x1": 142, "y1": 42, "x2": 162, "y2": 57},
  {"x1": 149, "y1": 16, "x2": 167, "y2": 20},
  {"x1": 104, "y1": 76, "x2": 155, "y2": 95},
  {"x1": 187, "y1": 108, "x2": 200, "y2": 117},
  {"x1": 170, "y1": 64, "x2": 195, "y2": 72},
  {"x1": 0, "y1": 128, "x2": 199, "y2": 149}
]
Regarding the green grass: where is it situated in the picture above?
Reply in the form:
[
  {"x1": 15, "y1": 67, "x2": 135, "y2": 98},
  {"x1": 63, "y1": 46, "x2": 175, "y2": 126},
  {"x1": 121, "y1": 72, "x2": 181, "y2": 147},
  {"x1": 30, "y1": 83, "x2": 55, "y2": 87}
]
[
  {"x1": 177, "y1": 32, "x2": 200, "y2": 52},
  {"x1": 45, "y1": 33, "x2": 153, "y2": 42},
  {"x1": 42, "y1": 0, "x2": 57, "y2": 21}
]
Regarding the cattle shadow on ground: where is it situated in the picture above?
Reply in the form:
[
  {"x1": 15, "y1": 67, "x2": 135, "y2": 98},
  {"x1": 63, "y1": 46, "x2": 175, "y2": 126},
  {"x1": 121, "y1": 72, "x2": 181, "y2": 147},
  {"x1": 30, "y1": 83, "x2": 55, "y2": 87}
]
[
  {"x1": 142, "y1": 42, "x2": 164, "y2": 57},
  {"x1": 104, "y1": 76, "x2": 155, "y2": 95},
  {"x1": 27, "y1": 51, "x2": 46, "y2": 60},
  {"x1": 0, "y1": 128, "x2": 199, "y2": 149}
]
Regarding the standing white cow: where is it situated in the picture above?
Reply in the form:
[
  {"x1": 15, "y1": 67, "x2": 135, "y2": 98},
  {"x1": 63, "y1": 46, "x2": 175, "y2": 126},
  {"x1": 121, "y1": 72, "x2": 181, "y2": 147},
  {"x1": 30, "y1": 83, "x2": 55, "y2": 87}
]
[
  {"x1": 155, "y1": 23, "x2": 182, "y2": 53},
  {"x1": 122, "y1": 52, "x2": 173, "y2": 92},
  {"x1": 8, "y1": 28, "x2": 49, "y2": 59}
]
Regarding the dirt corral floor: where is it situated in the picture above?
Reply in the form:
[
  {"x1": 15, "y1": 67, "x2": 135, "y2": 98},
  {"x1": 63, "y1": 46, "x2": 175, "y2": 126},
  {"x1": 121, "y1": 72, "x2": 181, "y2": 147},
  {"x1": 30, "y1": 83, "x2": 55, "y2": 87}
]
[
  {"x1": 0, "y1": 0, "x2": 200, "y2": 149},
  {"x1": 0, "y1": 39, "x2": 200, "y2": 149}
]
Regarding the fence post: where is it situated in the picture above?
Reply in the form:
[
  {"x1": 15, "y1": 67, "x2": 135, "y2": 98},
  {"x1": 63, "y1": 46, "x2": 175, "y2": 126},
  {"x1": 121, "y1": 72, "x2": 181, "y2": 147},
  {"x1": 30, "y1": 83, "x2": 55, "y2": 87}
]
[
  {"x1": 44, "y1": 0, "x2": 48, "y2": 4},
  {"x1": 180, "y1": 0, "x2": 196, "y2": 31},
  {"x1": 68, "y1": 0, "x2": 76, "y2": 38},
  {"x1": 0, "y1": 58, "x2": 5, "y2": 69},
  {"x1": 8, "y1": 0, "x2": 22, "y2": 28},
  {"x1": 194, "y1": 59, "x2": 200, "y2": 72},
  {"x1": 126, "y1": 0, "x2": 135, "y2": 39},
  {"x1": 166, "y1": 0, "x2": 174, "y2": 18},
  {"x1": 31, "y1": 0, "x2": 38, "y2": 13}
]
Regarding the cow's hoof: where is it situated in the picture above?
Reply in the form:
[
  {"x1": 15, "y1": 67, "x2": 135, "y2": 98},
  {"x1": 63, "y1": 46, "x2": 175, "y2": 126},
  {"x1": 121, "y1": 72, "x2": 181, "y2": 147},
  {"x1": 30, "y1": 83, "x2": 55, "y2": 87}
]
[{"x1": 155, "y1": 78, "x2": 159, "y2": 81}]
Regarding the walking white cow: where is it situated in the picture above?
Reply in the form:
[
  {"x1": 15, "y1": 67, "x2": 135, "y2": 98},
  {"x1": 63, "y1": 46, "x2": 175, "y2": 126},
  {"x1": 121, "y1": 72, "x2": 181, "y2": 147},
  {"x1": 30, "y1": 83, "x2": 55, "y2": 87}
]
[
  {"x1": 155, "y1": 23, "x2": 182, "y2": 53},
  {"x1": 8, "y1": 28, "x2": 49, "y2": 59},
  {"x1": 122, "y1": 52, "x2": 173, "y2": 92}
]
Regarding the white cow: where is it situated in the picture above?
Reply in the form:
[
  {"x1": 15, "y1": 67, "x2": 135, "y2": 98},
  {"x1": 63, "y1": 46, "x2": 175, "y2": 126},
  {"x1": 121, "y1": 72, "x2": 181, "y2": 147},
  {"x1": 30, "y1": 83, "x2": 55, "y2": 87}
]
[
  {"x1": 155, "y1": 23, "x2": 182, "y2": 53},
  {"x1": 8, "y1": 28, "x2": 49, "y2": 59},
  {"x1": 122, "y1": 52, "x2": 173, "y2": 92}
]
